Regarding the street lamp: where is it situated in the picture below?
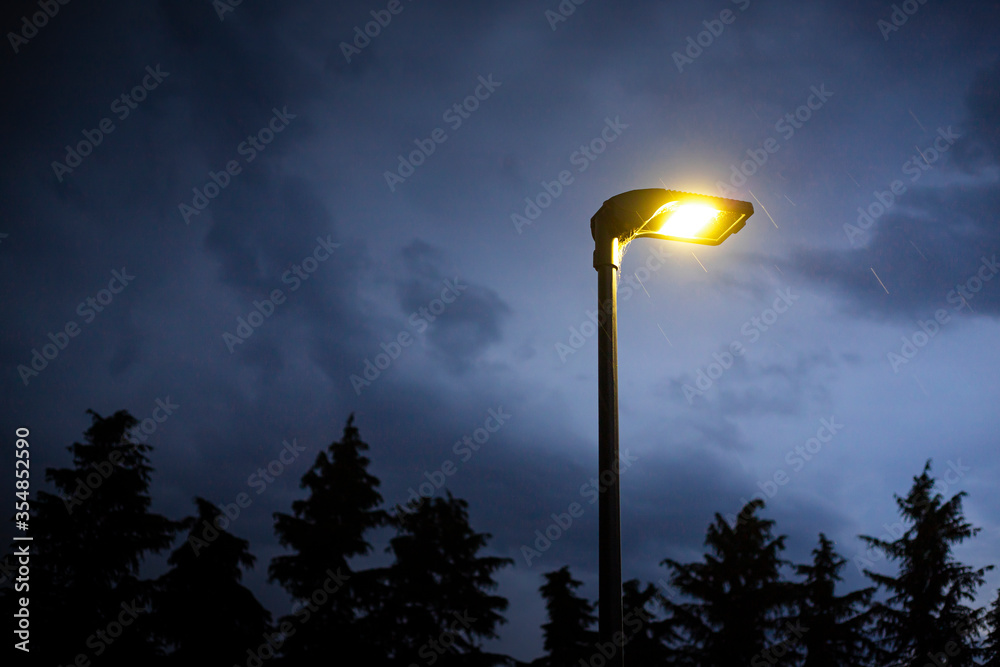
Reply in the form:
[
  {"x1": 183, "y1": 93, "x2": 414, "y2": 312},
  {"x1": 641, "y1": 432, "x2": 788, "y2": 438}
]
[{"x1": 589, "y1": 189, "x2": 753, "y2": 666}]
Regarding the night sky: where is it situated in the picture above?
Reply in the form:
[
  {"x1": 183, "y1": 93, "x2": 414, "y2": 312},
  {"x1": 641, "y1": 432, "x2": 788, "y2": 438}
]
[{"x1": 3, "y1": 0, "x2": 1000, "y2": 660}]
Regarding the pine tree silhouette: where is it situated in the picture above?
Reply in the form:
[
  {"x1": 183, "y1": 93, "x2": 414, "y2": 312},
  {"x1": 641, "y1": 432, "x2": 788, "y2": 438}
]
[
  {"x1": 152, "y1": 497, "x2": 272, "y2": 665},
  {"x1": 15, "y1": 409, "x2": 177, "y2": 665},
  {"x1": 661, "y1": 499, "x2": 797, "y2": 666},
  {"x1": 269, "y1": 414, "x2": 390, "y2": 665},
  {"x1": 794, "y1": 533, "x2": 878, "y2": 666},
  {"x1": 984, "y1": 589, "x2": 1000, "y2": 667},
  {"x1": 530, "y1": 565, "x2": 597, "y2": 667},
  {"x1": 367, "y1": 491, "x2": 514, "y2": 666},
  {"x1": 860, "y1": 460, "x2": 993, "y2": 667},
  {"x1": 619, "y1": 578, "x2": 675, "y2": 664}
]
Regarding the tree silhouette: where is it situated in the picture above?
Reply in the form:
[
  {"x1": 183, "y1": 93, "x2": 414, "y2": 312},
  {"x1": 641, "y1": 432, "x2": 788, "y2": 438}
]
[
  {"x1": 619, "y1": 578, "x2": 674, "y2": 665},
  {"x1": 367, "y1": 491, "x2": 514, "y2": 666},
  {"x1": 13, "y1": 405, "x2": 1000, "y2": 667},
  {"x1": 985, "y1": 589, "x2": 1000, "y2": 667},
  {"x1": 860, "y1": 460, "x2": 993, "y2": 667},
  {"x1": 18, "y1": 409, "x2": 177, "y2": 665},
  {"x1": 661, "y1": 499, "x2": 797, "y2": 666},
  {"x1": 530, "y1": 565, "x2": 597, "y2": 667},
  {"x1": 152, "y1": 497, "x2": 272, "y2": 665},
  {"x1": 794, "y1": 533, "x2": 878, "y2": 666},
  {"x1": 269, "y1": 414, "x2": 390, "y2": 665}
]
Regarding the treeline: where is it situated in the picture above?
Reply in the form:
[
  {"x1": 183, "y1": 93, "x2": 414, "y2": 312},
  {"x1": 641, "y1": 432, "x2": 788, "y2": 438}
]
[{"x1": 3, "y1": 409, "x2": 1000, "y2": 666}]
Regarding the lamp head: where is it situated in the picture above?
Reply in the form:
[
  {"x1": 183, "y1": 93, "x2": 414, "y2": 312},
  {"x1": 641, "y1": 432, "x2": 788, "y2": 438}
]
[{"x1": 591, "y1": 189, "x2": 754, "y2": 248}]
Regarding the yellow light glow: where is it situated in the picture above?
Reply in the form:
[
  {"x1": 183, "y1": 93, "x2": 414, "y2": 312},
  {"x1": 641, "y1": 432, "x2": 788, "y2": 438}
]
[{"x1": 652, "y1": 203, "x2": 721, "y2": 239}]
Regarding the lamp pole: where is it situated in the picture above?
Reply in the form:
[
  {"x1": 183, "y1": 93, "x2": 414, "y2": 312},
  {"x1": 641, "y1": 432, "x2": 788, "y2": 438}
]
[
  {"x1": 593, "y1": 221, "x2": 624, "y2": 667},
  {"x1": 589, "y1": 189, "x2": 753, "y2": 667}
]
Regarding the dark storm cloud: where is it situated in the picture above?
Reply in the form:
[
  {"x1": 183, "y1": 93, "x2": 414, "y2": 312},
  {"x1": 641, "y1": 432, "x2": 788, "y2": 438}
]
[
  {"x1": 786, "y1": 58, "x2": 1000, "y2": 321},
  {"x1": 476, "y1": 437, "x2": 858, "y2": 596},
  {"x1": 204, "y1": 176, "x2": 342, "y2": 292},
  {"x1": 952, "y1": 59, "x2": 1000, "y2": 171},
  {"x1": 3, "y1": 0, "x2": 1000, "y2": 661},
  {"x1": 619, "y1": 450, "x2": 855, "y2": 566},
  {"x1": 0, "y1": 0, "x2": 384, "y2": 566},
  {"x1": 395, "y1": 239, "x2": 511, "y2": 373},
  {"x1": 664, "y1": 346, "x2": 846, "y2": 420}
]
